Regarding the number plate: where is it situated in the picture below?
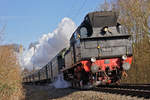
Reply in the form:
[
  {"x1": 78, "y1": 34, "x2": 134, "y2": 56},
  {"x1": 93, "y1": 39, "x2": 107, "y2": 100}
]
[{"x1": 102, "y1": 48, "x2": 112, "y2": 52}]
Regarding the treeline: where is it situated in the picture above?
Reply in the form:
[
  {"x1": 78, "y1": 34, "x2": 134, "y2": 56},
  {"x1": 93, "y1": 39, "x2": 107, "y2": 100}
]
[
  {"x1": 124, "y1": 38, "x2": 150, "y2": 84},
  {"x1": 117, "y1": 0, "x2": 150, "y2": 84}
]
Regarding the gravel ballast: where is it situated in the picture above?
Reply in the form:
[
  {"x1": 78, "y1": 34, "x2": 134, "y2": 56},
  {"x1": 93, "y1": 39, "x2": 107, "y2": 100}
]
[{"x1": 23, "y1": 85, "x2": 149, "y2": 100}]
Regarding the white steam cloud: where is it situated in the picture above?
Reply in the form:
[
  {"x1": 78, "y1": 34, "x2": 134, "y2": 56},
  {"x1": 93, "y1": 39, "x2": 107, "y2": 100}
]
[
  {"x1": 20, "y1": 17, "x2": 76, "y2": 70},
  {"x1": 50, "y1": 74, "x2": 71, "y2": 88}
]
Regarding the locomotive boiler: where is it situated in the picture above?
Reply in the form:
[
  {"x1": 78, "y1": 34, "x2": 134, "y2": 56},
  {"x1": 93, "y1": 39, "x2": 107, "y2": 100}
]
[{"x1": 62, "y1": 11, "x2": 133, "y2": 88}]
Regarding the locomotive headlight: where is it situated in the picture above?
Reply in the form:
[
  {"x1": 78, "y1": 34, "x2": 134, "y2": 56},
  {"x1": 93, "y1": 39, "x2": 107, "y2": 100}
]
[
  {"x1": 91, "y1": 57, "x2": 96, "y2": 63},
  {"x1": 122, "y1": 55, "x2": 127, "y2": 60},
  {"x1": 104, "y1": 27, "x2": 108, "y2": 32},
  {"x1": 119, "y1": 25, "x2": 122, "y2": 29},
  {"x1": 122, "y1": 62, "x2": 130, "y2": 70}
]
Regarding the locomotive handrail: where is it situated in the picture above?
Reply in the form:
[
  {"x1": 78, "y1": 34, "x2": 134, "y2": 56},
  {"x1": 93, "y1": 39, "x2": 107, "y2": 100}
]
[{"x1": 80, "y1": 34, "x2": 131, "y2": 40}]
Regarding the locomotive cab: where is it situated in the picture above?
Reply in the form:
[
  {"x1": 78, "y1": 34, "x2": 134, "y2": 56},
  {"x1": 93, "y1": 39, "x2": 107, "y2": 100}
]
[{"x1": 76, "y1": 11, "x2": 126, "y2": 38}]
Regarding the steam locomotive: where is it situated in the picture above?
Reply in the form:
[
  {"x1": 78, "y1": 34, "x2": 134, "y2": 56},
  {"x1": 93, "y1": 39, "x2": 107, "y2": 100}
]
[{"x1": 23, "y1": 11, "x2": 133, "y2": 88}]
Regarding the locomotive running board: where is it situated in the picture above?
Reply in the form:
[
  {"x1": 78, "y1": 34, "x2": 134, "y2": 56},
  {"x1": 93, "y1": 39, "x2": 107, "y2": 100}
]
[{"x1": 60, "y1": 62, "x2": 82, "y2": 72}]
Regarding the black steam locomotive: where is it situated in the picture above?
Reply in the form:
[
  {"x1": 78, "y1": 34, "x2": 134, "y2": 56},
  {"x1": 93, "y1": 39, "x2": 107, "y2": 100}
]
[{"x1": 23, "y1": 11, "x2": 133, "y2": 88}]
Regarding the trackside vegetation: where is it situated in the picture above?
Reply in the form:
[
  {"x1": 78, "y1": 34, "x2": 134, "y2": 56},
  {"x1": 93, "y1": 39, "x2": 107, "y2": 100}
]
[{"x1": 0, "y1": 45, "x2": 24, "y2": 100}]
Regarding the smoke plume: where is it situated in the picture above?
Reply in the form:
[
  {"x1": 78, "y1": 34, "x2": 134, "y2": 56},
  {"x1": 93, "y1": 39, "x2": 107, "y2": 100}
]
[{"x1": 20, "y1": 17, "x2": 76, "y2": 70}]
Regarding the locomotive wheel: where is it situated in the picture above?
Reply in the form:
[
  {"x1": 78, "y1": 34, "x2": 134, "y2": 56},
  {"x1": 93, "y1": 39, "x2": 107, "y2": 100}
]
[
  {"x1": 71, "y1": 80, "x2": 82, "y2": 89},
  {"x1": 115, "y1": 80, "x2": 121, "y2": 85}
]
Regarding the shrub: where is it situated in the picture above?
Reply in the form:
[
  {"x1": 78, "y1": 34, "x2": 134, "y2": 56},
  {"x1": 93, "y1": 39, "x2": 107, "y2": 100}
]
[{"x1": 0, "y1": 45, "x2": 23, "y2": 100}]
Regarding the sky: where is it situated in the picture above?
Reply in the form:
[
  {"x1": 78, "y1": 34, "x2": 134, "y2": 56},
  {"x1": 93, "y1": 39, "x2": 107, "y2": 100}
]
[{"x1": 0, "y1": 0, "x2": 107, "y2": 49}]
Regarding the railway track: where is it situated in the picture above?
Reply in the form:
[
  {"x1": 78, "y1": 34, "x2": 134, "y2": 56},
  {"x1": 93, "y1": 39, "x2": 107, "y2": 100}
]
[{"x1": 93, "y1": 84, "x2": 150, "y2": 99}]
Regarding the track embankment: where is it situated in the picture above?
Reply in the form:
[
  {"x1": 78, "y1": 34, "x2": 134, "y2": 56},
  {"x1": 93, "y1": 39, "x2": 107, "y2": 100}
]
[{"x1": 23, "y1": 85, "x2": 150, "y2": 100}]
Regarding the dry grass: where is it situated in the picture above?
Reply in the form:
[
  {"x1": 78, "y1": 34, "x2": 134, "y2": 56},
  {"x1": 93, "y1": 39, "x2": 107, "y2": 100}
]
[{"x1": 0, "y1": 45, "x2": 24, "y2": 100}]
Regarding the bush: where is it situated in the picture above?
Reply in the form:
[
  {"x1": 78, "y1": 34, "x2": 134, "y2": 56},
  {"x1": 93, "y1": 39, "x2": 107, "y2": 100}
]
[{"x1": 0, "y1": 45, "x2": 23, "y2": 100}]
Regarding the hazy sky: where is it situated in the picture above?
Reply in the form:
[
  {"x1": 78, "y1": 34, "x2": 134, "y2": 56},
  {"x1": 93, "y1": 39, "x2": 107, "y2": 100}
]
[{"x1": 0, "y1": 0, "x2": 106, "y2": 48}]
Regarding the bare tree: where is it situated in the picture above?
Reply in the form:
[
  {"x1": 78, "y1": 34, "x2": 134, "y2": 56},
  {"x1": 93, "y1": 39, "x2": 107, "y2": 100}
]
[
  {"x1": 116, "y1": 0, "x2": 150, "y2": 84},
  {"x1": 97, "y1": 0, "x2": 119, "y2": 12},
  {"x1": 0, "y1": 23, "x2": 23, "y2": 99},
  {"x1": 96, "y1": 0, "x2": 111, "y2": 11},
  {"x1": 100, "y1": 0, "x2": 110, "y2": 11},
  {"x1": 0, "y1": 24, "x2": 5, "y2": 42}
]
